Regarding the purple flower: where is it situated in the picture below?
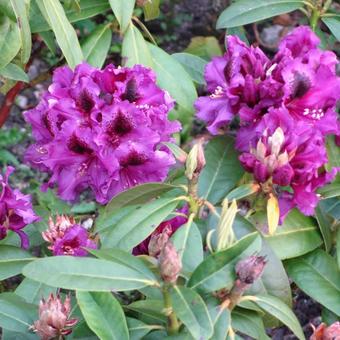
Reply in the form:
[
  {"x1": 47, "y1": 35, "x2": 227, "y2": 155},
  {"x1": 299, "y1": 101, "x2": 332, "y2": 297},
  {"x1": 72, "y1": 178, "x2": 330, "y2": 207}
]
[
  {"x1": 133, "y1": 205, "x2": 188, "y2": 256},
  {"x1": 25, "y1": 63, "x2": 181, "y2": 204},
  {"x1": 42, "y1": 215, "x2": 96, "y2": 256},
  {"x1": 0, "y1": 167, "x2": 39, "y2": 248}
]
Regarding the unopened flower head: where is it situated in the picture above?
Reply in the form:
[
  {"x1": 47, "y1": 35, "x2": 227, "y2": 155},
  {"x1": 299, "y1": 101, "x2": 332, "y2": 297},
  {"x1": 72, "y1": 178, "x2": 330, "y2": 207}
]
[
  {"x1": 159, "y1": 240, "x2": 182, "y2": 284},
  {"x1": 25, "y1": 63, "x2": 181, "y2": 204},
  {"x1": 235, "y1": 255, "x2": 266, "y2": 284},
  {"x1": 43, "y1": 215, "x2": 96, "y2": 256},
  {"x1": 0, "y1": 166, "x2": 39, "y2": 248},
  {"x1": 31, "y1": 294, "x2": 78, "y2": 340}
]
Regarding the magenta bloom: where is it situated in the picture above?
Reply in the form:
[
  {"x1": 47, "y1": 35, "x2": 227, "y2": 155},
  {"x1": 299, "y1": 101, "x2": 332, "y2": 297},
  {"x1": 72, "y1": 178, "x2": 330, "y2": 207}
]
[
  {"x1": 43, "y1": 215, "x2": 96, "y2": 256},
  {"x1": 0, "y1": 167, "x2": 39, "y2": 248},
  {"x1": 25, "y1": 63, "x2": 180, "y2": 204},
  {"x1": 133, "y1": 205, "x2": 188, "y2": 256}
]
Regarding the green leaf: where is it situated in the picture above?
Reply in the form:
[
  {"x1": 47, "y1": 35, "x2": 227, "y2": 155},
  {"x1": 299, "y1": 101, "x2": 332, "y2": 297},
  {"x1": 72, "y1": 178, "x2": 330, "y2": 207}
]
[
  {"x1": 226, "y1": 183, "x2": 260, "y2": 201},
  {"x1": 337, "y1": 228, "x2": 340, "y2": 269},
  {"x1": 286, "y1": 249, "x2": 340, "y2": 316},
  {"x1": 322, "y1": 17, "x2": 340, "y2": 41},
  {"x1": 198, "y1": 136, "x2": 243, "y2": 205},
  {"x1": 227, "y1": 26, "x2": 249, "y2": 45},
  {"x1": 100, "y1": 197, "x2": 179, "y2": 251},
  {"x1": 39, "y1": 30, "x2": 57, "y2": 54},
  {"x1": 23, "y1": 256, "x2": 159, "y2": 291},
  {"x1": 0, "y1": 293, "x2": 37, "y2": 333},
  {"x1": 126, "y1": 300, "x2": 167, "y2": 324},
  {"x1": 162, "y1": 142, "x2": 188, "y2": 162},
  {"x1": 108, "y1": 0, "x2": 135, "y2": 33},
  {"x1": 36, "y1": 0, "x2": 83, "y2": 68},
  {"x1": 251, "y1": 209, "x2": 323, "y2": 259},
  {"x1": 231, "y1": 308, "x2": 269, "y2": 340},
  {"x1": 122, "y1": 23, "x2": 154, "y2": 67},
  {"x1": 318, "y1": 180, "x2": 340, "y2": 199},
  {"x1": 315, "y1": 205, "x2": 333, "y2": 252},
  {"x1": 71, "y1": 201, "x2": 96, "y2": 214},
  {"x1": 170, "y1": 286, "x2": 213, "y2": 339},
  {"x1": 171, "y1": 221, "x2": 203, "y2": 277},
  {"x1": 0, "y1": 63, "x2": 28, "y2": 82},
  {"x1": 206, "y1": 298, "x2": 231, "y2": 340},
  {"x1": 143, "y1": 0, "x2": 160, "y2": 21},
  {"x1": 127, "y1": 317, "x2": 163, "y2": 340},
  {"x1": 15, "y1": 278, "x2": 56, "y2": 305},
  {"x1": 326, "y1": 135, "x2": 340, "y2": 169},
  {"x1": 248, "y1": 294, "x2": 304, "y2": 340},
  {"x1": 30, "y1": 0, "x2": 110, "y2": 33},
  {"x1": 88, "y1": 248, "x2": 158, "y2": 283},
  {"x1": 172, "y1": 52, "x2": 207, "y2": 85},
  {"x1": 184, "y1": 36, "x2": 222, "y2": 60},
  {"x1": 148, "y1": 42, "x2": 197, "y2": 123},
  {"x1": 0, "y1": 15, "x2": 20, "y2": 68},
  {"x1": 77, "y1": 291, "x2": 129, "y2": 340},
  {"x1": 188, "y1": 233, "x2": 261, "y2": 293},
  {"x1": 0, "y1": 245, "x2": 35, "y2": 280},
  {"x1": 216, "y1": 0, "x2": 304, "y2": 29},
  {"x1": 10, "y1": 0, "x2": 31, "y2": 63},
  {"x1": 82, "y1": 24, "x2": 111, "y2": 68}
]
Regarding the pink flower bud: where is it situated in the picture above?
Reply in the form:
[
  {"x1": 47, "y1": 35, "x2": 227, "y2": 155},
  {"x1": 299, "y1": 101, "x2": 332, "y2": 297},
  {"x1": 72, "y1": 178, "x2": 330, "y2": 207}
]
[
  {"x1": 235, "y1": 255, "x2": 266, "y2": 284},
  {"x1": 31, "y1": 294, "x2": 78, "y2": 339},
  {"x1": 159, "y1": 241, "x2": 182, "y2": 284},
  {"x1": 148, "y1": 224, "x2": 172, "y2": 258}
]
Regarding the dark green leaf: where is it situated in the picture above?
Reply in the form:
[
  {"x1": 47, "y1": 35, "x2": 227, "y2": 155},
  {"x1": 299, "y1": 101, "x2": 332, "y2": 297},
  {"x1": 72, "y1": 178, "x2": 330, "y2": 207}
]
[
  {"x1": 162, "y1": 142, "x2": 188, "y2": 162},
  {"x1": 36, "y1": 0, "x2": 83, "y2": 68},
  {"x1": 126, "y1": 300, "x2": 167, "y2": 324},
  {"x1": 127, "y1": 317, "x2": 164, "y2": 340},
  {"x1": 77, "y1": 291, "x2": 129, "y2": 340},
  {"x1": 71, "y1": 201, "x2": 96, "y2": 214},
  {"x1": 322, "y1": 17, "x2": 340, "y2": 41},
  {"x1": 326, "y1": 135, "x2": 340, "y2": 169},
  {"x1": 109, "y1": 0, "x2": 135, "y2": 33},
  {"x1": 286, "y1": 249, "x2": 340, "y2": 315},
  {"x1": 10, "y1": 0, "x2": 31, "y2": 63},
  {"x1": 216, "y1": 0, "x2": 304, "y2": 29},
  {"x1": 226, "y1": 26, "x2": 249, "y2": 45},
  {"x1": 170, "y1": 286, "x2": 213, "y2": 339},
  {"x1": 188, "y1": 233, "x2": 261, "y2": 293},
  {"x1": 206, "y1": 298, "x2": 231, "y2": 340},
  {"x1": 0, "y1": 15, "x2": 20, "y2": 68},
  {"x1": 184, "y1": 36, "x2": 222, "y2": 60},
  {"x1": 82, "y1": 24, "x2": 112, "y2": 68},
  {"x1": 226, "y1": 183, "x2": 260, "y2": 201},
  {"x1": 0, "y1": 63, "x2": 28, "y2": 82},
  {"x1": 143, "y1": 0, "x2": 160, "y2": 21},
  {"x1": 198, "y1": 136, "x2": 244, "y2": 204},
  {"x1": 172, "y1": 52, "x2": 207, "y2": 85},
  {"x1": 39, "y1": 30, "x2": 57, "y2": 54},
  {"x1": 23, "y1": 256, "x2": 159, "y2": 291},
  {"x1": 315, "y1": 205, "x2": 333, "y2": 252},
  {"x1": 0, "y1": 245, "x2": 35, "y2": 280}
]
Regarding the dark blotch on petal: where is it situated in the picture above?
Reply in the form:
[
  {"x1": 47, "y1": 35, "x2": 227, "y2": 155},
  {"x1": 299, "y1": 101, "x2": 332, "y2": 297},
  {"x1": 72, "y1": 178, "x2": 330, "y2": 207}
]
[
  {"x1": 112, "y1": 111, "x2": 133, "y2": 135},
  {"x1": 77, "y1": 89, "x2": 95, "y2": 113},
  {"x1": 223, "y1": 59, "x2": 234, "y2": 82},
  {"x1": 42, "y1": 113, "x2": 55, "y2": 136},
  {"x1": 121, "y1": 150, "x2": 148, "y2": 167},
  {"x1": 291, "y1": 72, "x2": 310, "y2": 98},
  {"x1": 67, "y1": 135, "x2": 93, "y2": 155},
  {"x1": 122, "y1": 79, "x2": 139, "y2": 103}
]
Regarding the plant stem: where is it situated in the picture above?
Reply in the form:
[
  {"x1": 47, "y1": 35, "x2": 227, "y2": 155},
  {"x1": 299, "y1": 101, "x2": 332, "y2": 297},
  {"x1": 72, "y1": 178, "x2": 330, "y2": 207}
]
[
  {"x1": 310, "y1": 7, "x2": 320, "y2": 31},
  {"x1": 162, "y1": 285, "x2": 180, "y2": 335}
]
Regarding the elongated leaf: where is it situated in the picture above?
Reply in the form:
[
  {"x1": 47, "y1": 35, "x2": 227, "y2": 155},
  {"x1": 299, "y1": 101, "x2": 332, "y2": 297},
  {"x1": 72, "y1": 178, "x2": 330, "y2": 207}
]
[
  {"x1": 251, "y1": 209, "x2": 323, "y2": 259},
  {"x1": 39, "y1": 30, "x2": 56, "y2": 54},
  {"x1": 315, "y1": 205, "x2": 332, "y2": 252},
  {"x1": 88, "y1": 248, "x2": 158, "y2": 283},
  {"x1": 286, "y1": 249, "x2": 340, "y2": 315},
  {"x1": 198, "y1": 136, "x2": 243, "y2": 205},
  {"x1": 216, "y1": 0, "x2": 304, "y2": 29},
  {"x1": 171, "y1": 221, "x2": 203, "y2": 276},
  {"x1": 267, "y1": 193, "x2": 279, "y2": 235},
  {"x1": 318, "y1": 181, "x2": 340, "y2": 199},
  {"x1": 30, "y1": 0, "x2": 111, "y2": 33},
  {"x1": 23, "y1": 256, "x2": 158, "y2": 291},
  {"x1": 326, "y1": 135, "x2": 340, "y2": 169},
  {"x1": 127, "y1": 318, "x2": 163, "y2": 340},
  {"x1": 148, "y1": 43, "x2": 197, "y2": 121},
  {"x1": 143, "y1": 0, "x2": 160, "y2": 21},
  {"x1": 126, "y1": 300, "x2": 167, "y2": 324},
  {"x1": 10, "y1": 0, "x2": 31, "y2": 63},
  {"x1": 170, "y1": 286, "x2": 213, "y2": 339},
  {"x1": 77, "y1": 291, "x2": 129, "y2": 340},
  {"x1": 109, "y1": 0, "x2": 135, "y2": 33},
  {"x1": 226, "y1": 183, "x2": 260, "y2": 201},
  {"x1": 0, "y1": 293, "x2": 37, "y2": 333},
  {"x1": 162, "y1": 142, "x2": 187, "y2": 162},
  {"x1": 188, "y1": 233, "x2": 261, "y2": 293},
  {"x1": 0, "y1": 15, "x2": 20, "y2": 68},
  {"x1": 337, "y1": 228, "x2": 340, "y2": 269},
  {"x1": 0, "y1": 245, "x2": 35, "y2": 280},
  {"x1": 15, "y1": 278, "x2": 56, "y2": 305},
  {"x1": 0, "y1": 63, "x2": 28, "y2": 82},
  {"x1": 36, "y1": 0, "x2": 83, "y2": 68},
  {"x1": 322, "y1": 17, "x2": 340, "y2": 41},
  {"x1": 122, "y1": 23, "x2": 154, "y2": 67},
  {"x1": 185, "y1": 36, "x2": 222, "y2": 60},
  {"x1": 248, "y1": 294, "x2": 304, "y2": 340},
  {"x1": 82, "y1": 24, "x2": 111, "y2": 68},
  {"x1": 172, "y1": 53, "x2": 207, "y2": 85},
  {"x1": 206, "y1": 298, "x2": 231, "y2": 340},
  {"x1": 101, "y1": 197, "x2": 179, "y2": 251}
]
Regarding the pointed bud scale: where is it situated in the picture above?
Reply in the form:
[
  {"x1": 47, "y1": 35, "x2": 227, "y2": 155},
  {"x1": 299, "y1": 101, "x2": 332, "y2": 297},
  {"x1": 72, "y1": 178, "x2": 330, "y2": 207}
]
[
  {"x1": 267, "y1": 193, "x2": 280, "y2": 235},
  {"x1": 159, "y1": 240, "x2": 182, "y2": 284},
  {"x1": 31, "y1": 294, "x2": 78, "y2": 339},
  {"x1": 185, "y1": 140, "x2": 206, "y2": 180},
  {"x1": 235, "y1": 255, "x2": 266, "y2": 284},
  {"x1": 148, "y1": 224, "x2": 172, "y2": 258}
]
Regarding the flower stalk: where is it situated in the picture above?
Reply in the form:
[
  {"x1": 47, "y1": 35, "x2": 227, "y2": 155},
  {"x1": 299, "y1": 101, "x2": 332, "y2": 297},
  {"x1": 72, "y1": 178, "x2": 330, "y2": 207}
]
[{"x1": 162, "y1": 284, "x2": 180, "y2": 335}]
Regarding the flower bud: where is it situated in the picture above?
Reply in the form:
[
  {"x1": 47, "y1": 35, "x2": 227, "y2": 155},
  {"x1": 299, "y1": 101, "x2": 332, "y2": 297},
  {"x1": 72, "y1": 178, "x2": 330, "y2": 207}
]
[
  {"x1": 185, "y1": 140, "x2": 206, "y2": 180},
  {"x1": 235, "y1": 255, "x2": 266, "y2": 284},
  {"x1": 31, "y1": 294, "x2": 78, "y2": 339},
  {"x1": 148, "y1": 224, "x2": 172, "y2": 258},
  {"x1": 159, "y1": 240, "x2": 182, "y2": 284},
  {"x1": 310, "y1": 321, "x2": 340, "y2": 340}
]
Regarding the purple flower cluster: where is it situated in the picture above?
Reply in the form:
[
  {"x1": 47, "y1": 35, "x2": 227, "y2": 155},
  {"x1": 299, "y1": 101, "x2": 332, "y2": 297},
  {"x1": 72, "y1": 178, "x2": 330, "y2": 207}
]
[
  {"x1": 25, "y1": 63, "x2": 180, "y2": 204},
  {"x1": 196, "y1": 26, "x2": 340, "y2": 218},
  {"x1": 42, "y1": 215, "x2": 96, "y2": 256},
  {"x1": 0, "y1": 167, "x2": 39, "y2": 248}
]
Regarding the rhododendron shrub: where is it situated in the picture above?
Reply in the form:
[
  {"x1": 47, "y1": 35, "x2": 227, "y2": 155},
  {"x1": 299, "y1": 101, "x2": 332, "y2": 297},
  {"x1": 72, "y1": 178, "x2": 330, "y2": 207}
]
[{"x1": 0, "y1": 1, "x2": 340, "y2": 339}]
